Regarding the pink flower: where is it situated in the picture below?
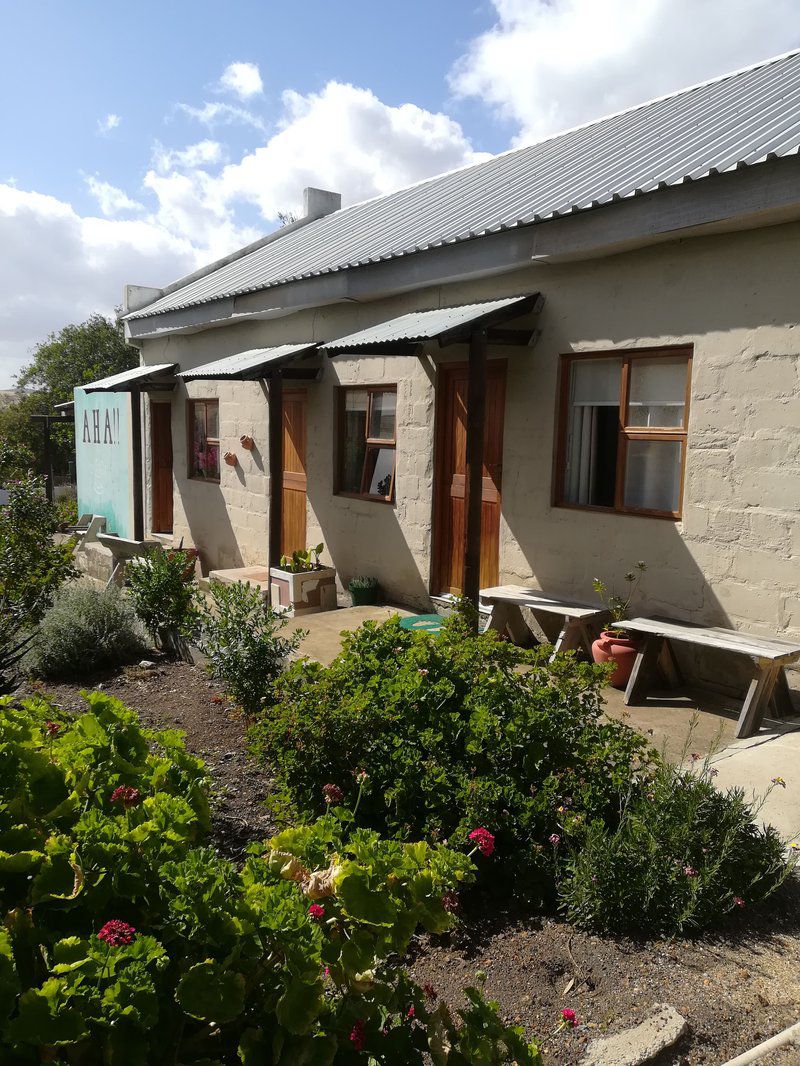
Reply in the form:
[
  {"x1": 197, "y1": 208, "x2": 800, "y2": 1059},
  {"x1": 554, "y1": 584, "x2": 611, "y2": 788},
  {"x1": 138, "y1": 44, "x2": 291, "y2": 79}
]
[
  {"x1": 709, "y1": 768, "x2": 719, "y2": 777},
  {"x1": 350, "y1": 1018, "x2": 366, "y2": 1051},
  {"x1": 97, "y1": 920, "x2": 136, "y2": 947},
  {"x1": 110, "y1": 785, "x2": 142, "y2": 809},
  {"x1": 355, "y1": 770, "x2": 368, "y2": 784},
  {"x1": 690, "y1": 753, "x2": 701, "y2": 762},
  {"x1": 406, "y1": 1005, "x2": 415, "y2": 1019},
  {"x1": 733, "y1": 896, "x2": 745, "y2": 908},
  {"x1": 549, "y1": 834, "x2": 561, "y2": 846},
  {"x1": 308, "y1": 903, "x2": 325, "y2": 921},
  {"x1": 560, "y1": 1008, "x2": 577, "y2": 1027},
  {"x1": 322, "y1": 783, "x2": 343, "y2": 805},
  {"x1": 683, "y1": 865, "x2": 699, "y2": 877},
  {"x1": 44, "y1": 721, "x2": 62, "y2": 737},
  {"x1": 468, "y1": 827, "x2": 495, "y2": 857}
]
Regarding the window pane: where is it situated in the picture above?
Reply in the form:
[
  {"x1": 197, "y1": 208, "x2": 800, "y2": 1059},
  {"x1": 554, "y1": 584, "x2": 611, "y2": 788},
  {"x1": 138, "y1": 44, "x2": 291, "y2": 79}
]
[
  {"x1": 203, "y1": 443, "x2": 220, "y2": 480},
  {"x1": 627, "y1": 357, "x2": 687, "y2": 427},
  {"x1": 368, "y1": 391, "x2": 396, "y2": 440},
  {"x1": 623, "y1": 439, "x2": 682, "y2": 513},
  {"x1": 366, "y1": 446, "x2": 395, "y2": 498},
  {"x1": 341, "y1": 391, "x2": 367, "y2": 493},
  {"x1": 563, "y1": 358, "x2": 621, "y2": 507},
  {"x1": 193, "y1": 403, "x2": 205, "y2": 447},
  {"x1": 206, "y1": 400, "x2": 219, "y2": 439}
]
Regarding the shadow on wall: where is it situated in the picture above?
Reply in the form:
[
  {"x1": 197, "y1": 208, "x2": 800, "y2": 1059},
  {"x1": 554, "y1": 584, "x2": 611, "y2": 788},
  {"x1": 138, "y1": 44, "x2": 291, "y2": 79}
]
[
  {"x1": 306, "y1": 481, "x2": 433, "y2": 611},
  {"x1": 176, "y1": 481, "x2": 245, "y2": 574}
]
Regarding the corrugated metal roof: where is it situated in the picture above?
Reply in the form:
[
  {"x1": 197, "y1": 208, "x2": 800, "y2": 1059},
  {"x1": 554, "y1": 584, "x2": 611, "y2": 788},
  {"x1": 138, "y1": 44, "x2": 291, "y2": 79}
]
[
  {"x1": 81, "y1": 364, "x2": 177, "y2": 392},
  {"x1": 128, "y1": 50, "x2": 800, "y2": 322},
  {"x1": 179, "y1": 343, "x2": 318, "y2": 380},
  {"x1": 322, "y1": 297, "x2": 533, "y2": 351}
]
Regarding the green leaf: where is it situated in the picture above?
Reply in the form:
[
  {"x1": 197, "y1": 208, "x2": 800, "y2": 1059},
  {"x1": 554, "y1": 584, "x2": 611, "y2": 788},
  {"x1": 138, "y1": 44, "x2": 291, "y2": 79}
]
[
  {"x1": 5, "y1": 982, "x2": 88, "y2": 1046},
  {"x1": 176, "y1": 960, "x2": 245, "y2": 1023},
  {"x1": 275, "y1": 978, "x2": 324, "y2": 1035},
  {"x1": 338, "y1": 865, "x2": 397, "y2": 925},
  {"x1": 0, "y1": 849, "x2": 45, "y2": 873},
  {"x1": 106, "y1": 1026, "x2": 150, "y2": 1066},
  {"x1": 0, "y1": 928, "x2": 19, "y2": 1024}
]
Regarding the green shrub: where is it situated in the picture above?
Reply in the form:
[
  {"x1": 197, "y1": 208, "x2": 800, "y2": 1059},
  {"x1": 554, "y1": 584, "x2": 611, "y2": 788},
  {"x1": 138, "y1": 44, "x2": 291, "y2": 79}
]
[
  {"x1": 25, "y1": 582, "x2": 147, "y2": 679},
  {"x1": 198, "y1": 579, "x2": 305, "y2": 714},
  {"x1": 0, "y1": 475, "x2": 76, "y2": 691},
  {"x1": 558, "y1": 761, "x2": 791, "y2": 936},
  {"x1": 0, "y1": 692, "x2": 541, "y2": 1064},
  {"x1": 54, "y1": 492, "x2": 79, "y2": 529},
  {"x1": 251, "y1": 612, "x2": 649, "y2": 896},
  {"x1": 126, "y1": 547, "x2": 202, "y2": 652}
]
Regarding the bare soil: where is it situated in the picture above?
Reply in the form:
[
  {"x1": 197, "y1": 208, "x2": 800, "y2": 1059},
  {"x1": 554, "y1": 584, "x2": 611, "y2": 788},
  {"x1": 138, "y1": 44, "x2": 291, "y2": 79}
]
[{"x1": 22, "y1": 660, "x2": 800, "y2": 1064}]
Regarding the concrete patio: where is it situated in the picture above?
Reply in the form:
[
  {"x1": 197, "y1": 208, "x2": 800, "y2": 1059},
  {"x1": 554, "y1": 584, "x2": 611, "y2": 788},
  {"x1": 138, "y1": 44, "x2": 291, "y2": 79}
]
[{"x1": 288, "y1": 604, "x2": 800, "y2": 840}]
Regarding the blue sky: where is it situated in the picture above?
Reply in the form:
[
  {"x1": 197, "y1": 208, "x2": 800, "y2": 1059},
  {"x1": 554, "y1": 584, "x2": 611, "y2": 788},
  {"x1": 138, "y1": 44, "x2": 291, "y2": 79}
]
[{"x1": 1, "y1": 0, "x2": 798, "y2": 385}]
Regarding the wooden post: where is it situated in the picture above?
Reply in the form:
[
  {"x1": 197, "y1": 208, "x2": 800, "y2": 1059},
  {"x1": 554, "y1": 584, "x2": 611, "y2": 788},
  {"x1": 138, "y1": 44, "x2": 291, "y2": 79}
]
[
  {"x1": 268, "y1": 373, "x2": 284, "y2": 568},
  {"x1": 463, "y1": 328, "x2": 487, "y2": 622},
  {"x1": 130, "y1": 391, "x2": 144, "y2": 540}
]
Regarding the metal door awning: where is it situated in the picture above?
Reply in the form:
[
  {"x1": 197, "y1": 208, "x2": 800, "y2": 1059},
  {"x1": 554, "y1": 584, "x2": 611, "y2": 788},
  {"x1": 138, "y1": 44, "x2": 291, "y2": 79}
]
[
  {"x1": 82, "y1": 364, "x2": 178, "y2": 392},
  {"x1": 179, "y1": 343, "x2": 319, "y2": 381},
  {"x1": 321, "y1": 294, "x2": 542, "y2": 355}
]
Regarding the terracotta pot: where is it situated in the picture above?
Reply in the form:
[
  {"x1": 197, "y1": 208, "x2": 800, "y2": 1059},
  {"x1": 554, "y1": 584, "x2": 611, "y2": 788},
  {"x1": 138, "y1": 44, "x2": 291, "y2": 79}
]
[
  {"x1": 224, "y1": 451, "x2": 238, "y2": 466},
  {"x1": 239, "y1": 435, "x2": 254, "y2": 450},
  {"x1": 591, "y1": 630, "x2": 642, "y2": 689}
]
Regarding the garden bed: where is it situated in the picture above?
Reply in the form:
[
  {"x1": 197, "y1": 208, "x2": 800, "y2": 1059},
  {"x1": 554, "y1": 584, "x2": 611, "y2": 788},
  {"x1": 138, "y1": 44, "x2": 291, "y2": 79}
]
[{"x1": 22, "y1": 659, "x2": 800, "y2": 1065}]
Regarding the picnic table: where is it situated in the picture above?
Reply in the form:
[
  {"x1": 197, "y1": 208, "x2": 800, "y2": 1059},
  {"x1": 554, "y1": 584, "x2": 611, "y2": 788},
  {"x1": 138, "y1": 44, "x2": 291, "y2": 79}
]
[
  {"x1": 616, "y1": 617, "x2": 800, "y2": 738},
  {"x1": 480, "y1": 585, "x2": 608, "y2": 659}
]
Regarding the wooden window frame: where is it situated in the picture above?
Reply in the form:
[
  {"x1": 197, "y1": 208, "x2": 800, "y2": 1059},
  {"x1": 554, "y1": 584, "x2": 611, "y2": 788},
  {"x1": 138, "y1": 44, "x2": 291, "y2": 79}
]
[
  {"x1": 335, "y1": 385, "x2": 397, "y2": 503},
  {"x1": 187, "y1": 398, "x2": 220, "y2": 483},
  {"x1": 554, "y1": 345, "x2": 692, "y2": 520}
]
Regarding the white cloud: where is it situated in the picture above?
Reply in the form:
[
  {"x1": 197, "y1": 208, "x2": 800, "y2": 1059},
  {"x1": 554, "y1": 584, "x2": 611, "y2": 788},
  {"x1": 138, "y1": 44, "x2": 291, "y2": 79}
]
[
  {"x1": 451, "y1": 0, "x2": 800, "y2": 143},
  {"x1": 177, "y1": 101, "x2": 266, "y2": 133},
  {"x1": 152, "y1": 139, "x2": 225, "y2": 172},
  {"x1": 214, "y1": 80, "x2": 488, "y2": 219},
  {"x1": 97, "y1": 113, "x2": 121, "y2": 135},
  {"x1": 218, "y1": 61, "x2": 263, "y2": 100},
  {"x1": 85, "y1": 176, "x2": 144, "y2": 217},
  {"x1": 0, "y1": 184, "x2": 199, "y2": 386}
]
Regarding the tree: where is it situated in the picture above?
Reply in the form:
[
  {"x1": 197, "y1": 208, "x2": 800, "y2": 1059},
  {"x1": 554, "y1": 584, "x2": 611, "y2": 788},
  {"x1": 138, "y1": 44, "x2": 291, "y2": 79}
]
[
  {"x1": 17, "y1": 312, "x2": 135, "y2": 403},
  {"x1": 0, "y1": 313, "x2": 137, "y2": 484}
]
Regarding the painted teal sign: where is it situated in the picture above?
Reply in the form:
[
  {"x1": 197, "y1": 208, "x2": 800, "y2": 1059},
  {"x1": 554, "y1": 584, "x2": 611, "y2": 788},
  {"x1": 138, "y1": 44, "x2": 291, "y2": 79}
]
[{"x1": 74, "y1": 389, "x2": 135, "y2": 537}]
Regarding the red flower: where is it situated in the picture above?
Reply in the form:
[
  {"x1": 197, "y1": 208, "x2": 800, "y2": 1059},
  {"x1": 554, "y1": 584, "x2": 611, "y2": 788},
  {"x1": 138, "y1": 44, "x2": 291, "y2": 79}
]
[
  {"x1": 44, "y1": 721, "x2": 62, "y2": 738},
  {"x1": 406, "y1": 1005, "x2": 415, "y2": 1019},
  {"x1": 308, "y1": 903, "x2": 325, "y2": 921},
  {"x1": 733, "y1": 896, "x2": 746, "y2": 908},
  {"x1": 349, "y1": 1018, "x2": 366, "y2": 1051},
  {"x1": 110, "y1": 785, "x2": 142, "y2": 809},
  {"x1": 322, "y1": 783, "x2": 343, "y2": 805},
  {"x1": 468, "y1": 827, "x2": 495, "y2": 857},
  {"x1": 97, "y1": 920, "x2": 136, "y2": 947},
  {"x1": 423, "y1": 983, "x2": 438, "y2": 1000},
  {"x1": 441, "y1": 891, "x2": 460, "y2": 913},
  {"x1": 560, "y1": 1007, "x2": 577, "y2": 1027}
]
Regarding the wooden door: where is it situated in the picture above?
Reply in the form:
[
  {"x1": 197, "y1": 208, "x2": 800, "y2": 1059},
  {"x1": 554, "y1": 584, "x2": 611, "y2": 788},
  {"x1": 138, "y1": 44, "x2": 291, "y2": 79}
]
[
  {"x1": 281, "y1": 389, "x2": 307, "y2": 557},
  {"x1": 433, "y1": 362, "x2": 506, "y2": 595},
  {"x1": 150, "y1": 402, "x2": 173, "y2": 533}
]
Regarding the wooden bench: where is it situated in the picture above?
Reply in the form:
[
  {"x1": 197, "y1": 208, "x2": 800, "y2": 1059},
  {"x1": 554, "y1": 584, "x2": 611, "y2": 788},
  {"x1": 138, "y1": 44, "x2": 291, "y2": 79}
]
[
  {"x1": 616, "y1": 617, "x2": 800, "y2": 738},
  {"x1": 480, "y1": 585, "x2": 608, "y2": 659}
]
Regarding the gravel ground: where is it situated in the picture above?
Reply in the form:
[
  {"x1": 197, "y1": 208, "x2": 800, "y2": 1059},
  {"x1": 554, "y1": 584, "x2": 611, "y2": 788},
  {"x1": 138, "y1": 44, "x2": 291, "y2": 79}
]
[{"x1": 21, "y1": 659, "x2": 800, "y2": 1064}]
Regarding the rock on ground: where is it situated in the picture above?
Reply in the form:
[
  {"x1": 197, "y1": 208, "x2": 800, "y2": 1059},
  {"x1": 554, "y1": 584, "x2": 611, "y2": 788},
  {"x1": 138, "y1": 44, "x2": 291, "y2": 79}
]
[{"x1": 582, "y1": 1004, "x2": 688, "y2": 1065}]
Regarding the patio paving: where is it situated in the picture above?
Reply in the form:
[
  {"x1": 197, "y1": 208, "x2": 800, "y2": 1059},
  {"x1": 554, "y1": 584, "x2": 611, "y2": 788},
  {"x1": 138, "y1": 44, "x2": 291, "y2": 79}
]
[{"x1": 288, "y1": 605, "x2": 800, "y2": 837}]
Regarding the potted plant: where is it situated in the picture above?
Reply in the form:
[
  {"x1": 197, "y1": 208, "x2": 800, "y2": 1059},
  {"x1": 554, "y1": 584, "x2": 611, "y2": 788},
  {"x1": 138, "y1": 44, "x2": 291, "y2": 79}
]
[
  {"x1": 590, "y1": 561, "x2": 647, "y2": 688},
  {"x1": 269, "y1": 543, "x2": 337, "y2": 615},
  {"x1": 348, "y1": 575, "x2": 381, "y2": 606}
]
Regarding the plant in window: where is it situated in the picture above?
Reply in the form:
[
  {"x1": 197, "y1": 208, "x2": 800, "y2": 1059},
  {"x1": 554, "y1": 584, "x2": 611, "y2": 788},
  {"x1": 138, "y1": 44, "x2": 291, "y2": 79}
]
[{"x1": 590, "y1": 561, "x2": 647, "y2": 688}]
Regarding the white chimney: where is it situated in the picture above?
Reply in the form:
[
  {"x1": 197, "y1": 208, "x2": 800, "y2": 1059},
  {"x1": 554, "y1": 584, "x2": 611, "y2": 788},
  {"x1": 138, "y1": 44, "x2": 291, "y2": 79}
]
[{"x1": 303, "y1": 187, "x2": 341, "y2": 220}]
